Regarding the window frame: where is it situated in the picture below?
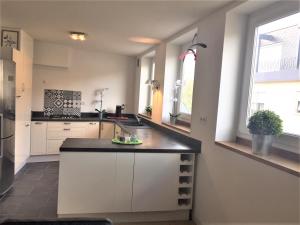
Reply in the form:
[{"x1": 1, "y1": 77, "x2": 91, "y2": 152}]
[
  {"x1": 238, "y1": 3, "x2": 300, "y2": 154},
  {"x1": 176, "y1": 43, "x2": 196, "y2": 122}
]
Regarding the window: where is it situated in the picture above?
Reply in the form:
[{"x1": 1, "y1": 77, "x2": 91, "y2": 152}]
[
  {"x1": 248, "y1": 12, "x2": 300, "y2": 136},
  {"x1": 178, "y1": 52, "x2": 196, "y2": 116},
  {"x1": 138, "y1": 54, "x2": 155, "y2": 116}
]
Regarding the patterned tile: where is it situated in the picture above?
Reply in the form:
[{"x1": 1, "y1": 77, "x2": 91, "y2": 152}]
[{"x1": 43, "y1": 89, "x2": 81, "y2": 116}]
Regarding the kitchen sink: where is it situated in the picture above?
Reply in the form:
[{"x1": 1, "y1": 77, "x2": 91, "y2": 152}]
[{"x1": 119, "y1": 120, "x2": 150, "y2": 128}]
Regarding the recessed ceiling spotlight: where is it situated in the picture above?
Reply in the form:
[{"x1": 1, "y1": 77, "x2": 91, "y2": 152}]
[
  {"x1": 70, "y1": 32, "x2": 87, "y2": 41},
  {"x1": 129, "y1": 36, "x2": 161, "y2": 44}
]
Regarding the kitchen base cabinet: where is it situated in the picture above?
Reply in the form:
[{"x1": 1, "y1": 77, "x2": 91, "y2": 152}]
[
  {"x1": 30, "y1": 122, "x2": 47, "y2": 155},
  {"x1": 86, "y1": 122, "x2": 99, "y2": 138},
  {"x1": 30, "y1": 121, "x2": 100, "y2": 156},
  {"x1": 58, "y1": 152, "x2": 134, "y2": 214},
  {"x1": 47, "y1": 139, "x2": 64, "y2": 155},
  {"x1": 100, "y1": 122, "x2": 114, "y2": 139},
  {"x1": 114, "y1": 153, "x2": 134, "y2": 212},
  {"x1": 58, "y1": 152, "x2": 196, "y2": 215},
  {"x1": 132, "y1": 153, "x2": 180, "y2": 212}
]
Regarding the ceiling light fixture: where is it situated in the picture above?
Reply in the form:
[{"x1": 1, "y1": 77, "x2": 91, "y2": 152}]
[
  {"x1": 70, "y1": 32, "x2": 87, "y2": 41},
  {"x1": 129, "y1": 36, "x2": 161, "y2": 45}
]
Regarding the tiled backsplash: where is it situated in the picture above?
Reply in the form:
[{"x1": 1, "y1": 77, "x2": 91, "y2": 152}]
[{"x1": 44, "y1": 89, "x2": 81, "y2": 116}]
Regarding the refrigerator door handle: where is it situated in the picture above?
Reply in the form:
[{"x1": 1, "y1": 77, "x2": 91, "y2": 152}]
[
  {"x1": 0, "y1": 113, "x2": 3, "y2": 139},
  {"x1": 1, "y1": 135, "x2": 13, "y2": 140},
  {"x1": 0, "y1": 138, "x2": 2, "y2": 158}
]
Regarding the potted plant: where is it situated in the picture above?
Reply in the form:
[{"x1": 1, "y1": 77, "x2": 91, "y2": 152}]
[
  {"x1": 169, "y1": 113, "x2": 180, "y2": 125},
  {"x1": 247, "y1": 110, "x2": 283, "y2": 156},
  {"x1": 145, "y1": 106, "x2": 152, "y2": 117},
  {"x1": 169, "y1": 80, "x2": 182, "y2": 125}
]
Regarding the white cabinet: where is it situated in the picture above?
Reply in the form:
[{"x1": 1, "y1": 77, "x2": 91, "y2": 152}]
[
  {"x1": 100, "y1": 122, "x2": 114, "y2": 139},
  {"x1": 132, "y1": 153, "x2": 180, "y2": 212},
  {"x1": 30, "y1": 122, "x2": 47, "y2": 155},
  {"x1": 85, "y1": 122, "x2": 99, "y2": 138},
  {"x1": 31, "y1": 121, "x2": 101, "y2": 156},
  {"x1": 58, "y1": 152, "x2": 134, "y2": 214},
  {"x1": 114, "y1": 153, "x2": 134, "y2": 212},
  {"x1": 58, "y1": 152, "x2": 195, "y2": 215},
  {"x1": 46, "y1": 122, "x2": 86, "y2": 155},
  {"x1": 47, "y1": 139, "x2": 64, "y2": 155}
]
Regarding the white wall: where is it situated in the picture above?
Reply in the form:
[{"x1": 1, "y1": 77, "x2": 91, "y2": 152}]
[
  {"x1": 32, "y1": 41, "x2": 136, "y2": 113},
  {"x1": 162, "y1": 44, "x2": 181, "y2": 122},
  {"x1": 134, "y1": 1, "x2": 300, "y2": 224},
  {"x1": 14, "y1": 30, "x2": 33, "y2": 173}
]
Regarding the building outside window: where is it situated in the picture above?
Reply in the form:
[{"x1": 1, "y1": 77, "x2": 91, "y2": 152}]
[{"x1": 249, "y1": 12, "x2": 300, "y2": 136}]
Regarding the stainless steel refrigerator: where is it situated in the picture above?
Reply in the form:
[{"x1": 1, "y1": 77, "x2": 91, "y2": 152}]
[{"x1": 0, "y1": 47, "x2": 16, "y2": 197}]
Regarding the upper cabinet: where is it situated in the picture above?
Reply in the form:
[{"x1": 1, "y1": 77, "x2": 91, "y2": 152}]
[{"x1": 33, "y1": 41, "x2": 71, "y2": 68}]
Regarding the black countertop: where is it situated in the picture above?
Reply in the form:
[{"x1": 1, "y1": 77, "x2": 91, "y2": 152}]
[
  {"x1": 31, "y1": 111, "x2": 201, "y2": 154},
  {"x1": 61, "y1": 118, "x2": 201, "y2": 154},
  {"x1": 61, "y1": 125, "x2": 201, "y2": 153},
  {"x1": 31, "y1": 111, "x2": 135, "y2": 122}
]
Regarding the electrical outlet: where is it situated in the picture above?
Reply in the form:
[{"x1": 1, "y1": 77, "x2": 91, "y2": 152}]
[{"x1": 200, "y1": 116, "x2": 207, "y2": 122}]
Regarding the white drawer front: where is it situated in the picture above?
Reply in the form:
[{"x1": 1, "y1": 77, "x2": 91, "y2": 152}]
[
  {"x1": 47, "y1": 127, "x2": 66, "y2": 139},
  {"x1": 67, "y1": 127, "x2": 86, "y2": 138},
  {"x1": 48, "y1": 122, "x2": 87, "y2": 128}
]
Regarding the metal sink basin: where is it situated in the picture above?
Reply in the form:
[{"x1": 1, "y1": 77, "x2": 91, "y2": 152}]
[{"x1": 120, "y1": 121, "x2": 145, "y2": 126}]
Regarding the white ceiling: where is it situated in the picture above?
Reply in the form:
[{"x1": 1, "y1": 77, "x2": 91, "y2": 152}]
[{"x1": 1, "y1": 0, "x2": 233, "y2": 56}]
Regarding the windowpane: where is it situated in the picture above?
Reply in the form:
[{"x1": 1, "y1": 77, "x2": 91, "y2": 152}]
[
  {"x1": 179, "y1": 53, "x2": 195, "y2": 115},
  {"x1": 249, "y1": 12, "x2": 300, "y2": 136}
]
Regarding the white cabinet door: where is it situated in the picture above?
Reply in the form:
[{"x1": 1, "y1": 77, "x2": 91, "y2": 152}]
[
  {"x1": 114, "y1": 153, "x2": 134, "y2": 212},
  {"x1": 100, "y1": 122, "x2": 114, "y2": 139},
  {"x1": 58, "y1": 152, "x2": 134, "y2": 214},
  {"x1": 30, "y1": 122, "x2": 47, "y2": 155},
  {"x1": 47, "y1": 139, "x2": 64, "y2": 155},
  {"x1": 85, "y1": 122, "x2": 99, "y2": 138},
  {"x1": 58, "y1": 152, "x2": 117, "y2": 214},
  {"x1": 132, "y1": 153, "x2": 180, "y2": 212}
]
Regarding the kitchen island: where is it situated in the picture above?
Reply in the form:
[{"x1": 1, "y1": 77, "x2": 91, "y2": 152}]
[{"x1": 57, "y1": 118, "x2": 201, "y2": 222}]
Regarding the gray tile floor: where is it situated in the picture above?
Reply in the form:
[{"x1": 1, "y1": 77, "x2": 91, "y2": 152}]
[
  {"x1": 0, "y1": 162, "x2": 58, "y2": 219},
  {"x1": 0, "y1": 162, "x2": 195, "y2": 225}
]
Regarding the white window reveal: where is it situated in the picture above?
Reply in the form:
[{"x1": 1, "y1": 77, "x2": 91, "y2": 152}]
[{"x1": 179, "y1": 51, "x2": 196, "y2": 117}]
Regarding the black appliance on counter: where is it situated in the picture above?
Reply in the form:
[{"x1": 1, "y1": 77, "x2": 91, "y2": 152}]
[{"x1": 115, "y1": 104, "x2": 125, "y2": 117}]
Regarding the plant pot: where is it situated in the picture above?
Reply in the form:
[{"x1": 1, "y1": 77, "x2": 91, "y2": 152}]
[
  {"x1": 170, "y1": 116, "x2": 177, "y2": 125},
  {"x1": 146, "y1": 112, "x2": 152, "y2": 117},
  {"x1": 252, "y1": 134, "x2": 273, "y2": 156}
]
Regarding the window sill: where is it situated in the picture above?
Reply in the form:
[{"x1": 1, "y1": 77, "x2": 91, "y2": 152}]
[
  {"x1": 138, "y1": 113, "x2": 152, "y2": 119},
  {"x1": 162, "y1": 122, "x2": 191, "y2": 134},
  {"x1": 215, "y1": 141, "x2": 300, "y2": 177}
]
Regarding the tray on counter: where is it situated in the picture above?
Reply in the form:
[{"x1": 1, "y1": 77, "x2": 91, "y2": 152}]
[{"x1": 112, "y1": 138, "x2": 143, "y2": 145}]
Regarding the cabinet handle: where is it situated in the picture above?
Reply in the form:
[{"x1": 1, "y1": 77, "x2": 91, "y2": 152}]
[
  {"x1": 89, "y1": 122, "x2": 96, "y2": 125},
  {"x1": 25, "y1": 124, "x2": 30, "y2": 127},
  {"x1": 63, "y1": 128, "x2": 71, "y2": 131},
  {"x1": 35, "y1": 122, "x2": 43, "y2": 125},
  {"x1": 64, "y1": 122, "x2": 71, "y2": 125}
]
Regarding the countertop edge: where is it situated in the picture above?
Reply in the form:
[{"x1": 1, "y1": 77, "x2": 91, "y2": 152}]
[{"x1": 60, "y1": 147, "x2": 200, "y2": 154}]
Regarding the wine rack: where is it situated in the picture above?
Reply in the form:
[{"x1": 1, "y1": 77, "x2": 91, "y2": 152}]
[{"x1": 177, "y1": 153, "x2": 195, "y2": 209}]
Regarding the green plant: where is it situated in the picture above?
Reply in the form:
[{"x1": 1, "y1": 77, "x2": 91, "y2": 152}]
[
  {"x1": 145, "y1": 106, "x2": 152, "y2": 114},
  {"x1": 247, "y1": 110, "x2": 283, "y2": 136},
  {"x1": 169, "y1": 113, "x2": 180, "y2": 118}
]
